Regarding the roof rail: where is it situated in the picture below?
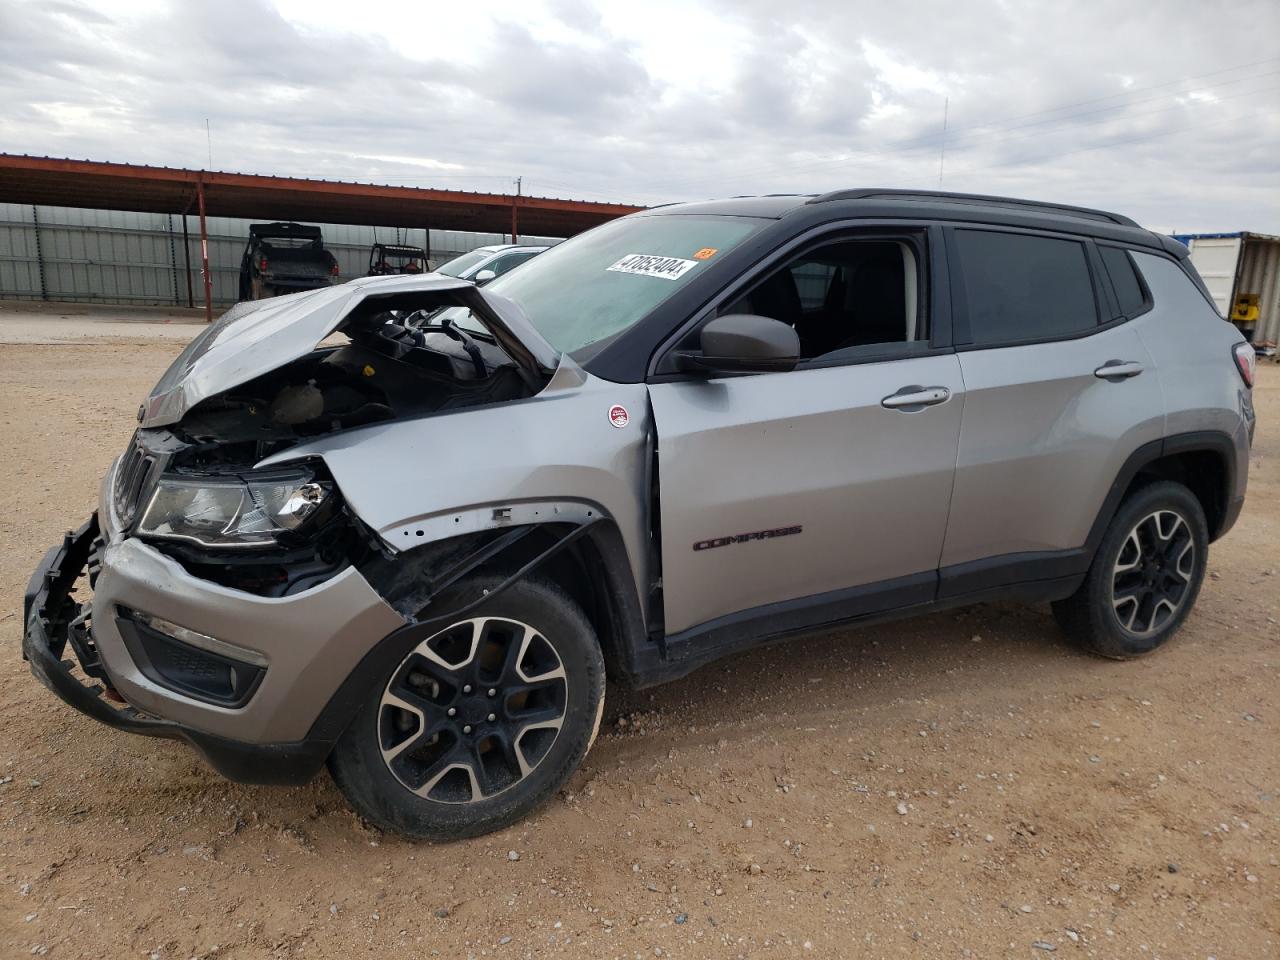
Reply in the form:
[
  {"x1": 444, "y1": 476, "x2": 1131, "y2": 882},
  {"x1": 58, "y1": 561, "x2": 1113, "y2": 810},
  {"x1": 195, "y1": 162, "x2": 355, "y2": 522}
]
[{"x1": 806, "y1": 188, "x2": 1139, "y2": 227}]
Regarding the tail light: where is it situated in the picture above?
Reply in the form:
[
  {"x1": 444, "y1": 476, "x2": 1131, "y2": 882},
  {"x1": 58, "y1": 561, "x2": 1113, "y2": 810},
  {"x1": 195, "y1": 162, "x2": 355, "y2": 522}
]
[
  {"x1": 331, "y1": 262, "x2": 340, "y2": 277},
  {"x1": 1232, "y1": 342, "x2": 1256, "y2": 388},
  {"x1": 259, "y1": 257, "x2": 268, "y2": 272}
]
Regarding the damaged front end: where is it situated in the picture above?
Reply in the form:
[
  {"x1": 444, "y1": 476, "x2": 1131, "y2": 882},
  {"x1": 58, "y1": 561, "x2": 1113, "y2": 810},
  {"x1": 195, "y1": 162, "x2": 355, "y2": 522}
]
[
  {"x1": 118, "y1": 274, "x2": 562, "y2": 596},
  {"x1": 21, "y1": 275, "x2": 589, "y2": 778}
]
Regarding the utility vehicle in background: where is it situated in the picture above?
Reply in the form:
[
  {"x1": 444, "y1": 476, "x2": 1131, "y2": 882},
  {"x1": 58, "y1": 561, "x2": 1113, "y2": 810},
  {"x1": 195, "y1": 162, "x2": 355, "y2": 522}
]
[
  {"x1": 238, "y1": 222, "x2": 340, "y2": 300},
  {"x1": 367, "y1": 242, "x2": 430, "y2": 276}
]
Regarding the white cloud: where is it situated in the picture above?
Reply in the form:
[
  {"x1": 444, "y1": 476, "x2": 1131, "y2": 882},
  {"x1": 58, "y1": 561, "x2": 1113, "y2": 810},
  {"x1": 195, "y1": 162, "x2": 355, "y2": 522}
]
[{"x1": 0, "y1": 0, "x2": 1276, "y2": 231}]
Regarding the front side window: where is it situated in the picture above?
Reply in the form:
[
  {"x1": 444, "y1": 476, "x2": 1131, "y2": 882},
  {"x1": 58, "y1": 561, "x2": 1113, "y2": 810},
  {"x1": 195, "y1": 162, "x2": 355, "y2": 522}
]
[
  {"x1": 954, "y1": 230, "x2": 1098, "y2": 345},
  {"x1": 719, "y1": 238, "x2": 923, "y2": 359}
]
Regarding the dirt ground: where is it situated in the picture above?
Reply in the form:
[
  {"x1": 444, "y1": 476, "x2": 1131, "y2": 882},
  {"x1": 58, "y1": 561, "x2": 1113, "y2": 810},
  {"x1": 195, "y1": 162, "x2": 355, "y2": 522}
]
[{"x1": 0, "y1": 309, "x2": 1276, "y2": 960}]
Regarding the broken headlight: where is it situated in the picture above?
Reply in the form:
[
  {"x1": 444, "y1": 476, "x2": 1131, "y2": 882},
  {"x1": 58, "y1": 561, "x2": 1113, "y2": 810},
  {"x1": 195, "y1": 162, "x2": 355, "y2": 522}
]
[{"x1": 136, "y1": 470, "x2": 332, "y2": 548}]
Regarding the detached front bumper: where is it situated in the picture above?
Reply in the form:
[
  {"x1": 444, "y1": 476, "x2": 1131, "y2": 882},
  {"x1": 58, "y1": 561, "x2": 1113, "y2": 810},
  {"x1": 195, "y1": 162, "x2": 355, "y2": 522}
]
[
  {"x1": 22, "y1": 513, "x2": 403, "y2": 784},
  {"x1": 23, "y1": 517, "x2": 185, "y2": 740}
]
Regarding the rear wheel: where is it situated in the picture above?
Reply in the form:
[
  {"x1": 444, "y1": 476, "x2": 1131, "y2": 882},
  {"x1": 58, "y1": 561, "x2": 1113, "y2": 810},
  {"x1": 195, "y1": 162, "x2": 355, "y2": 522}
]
[
  {"x1": 328, "y1": 577, "x2": 605, "y2": 840},
  {"x1": 1052, "y1": 481, "x2": 1208, "y2": 658}
]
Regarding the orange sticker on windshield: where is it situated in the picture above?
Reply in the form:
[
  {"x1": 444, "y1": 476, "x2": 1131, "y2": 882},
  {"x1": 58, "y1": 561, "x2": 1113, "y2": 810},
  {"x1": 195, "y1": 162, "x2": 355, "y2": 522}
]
[{"x1": 693, "y1": 247, "x2": 718, "y2": 260}]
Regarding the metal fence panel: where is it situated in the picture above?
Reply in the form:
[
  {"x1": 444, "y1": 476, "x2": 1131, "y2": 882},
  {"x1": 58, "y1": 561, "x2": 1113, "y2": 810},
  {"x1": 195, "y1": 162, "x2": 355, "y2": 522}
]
[
  {"x1": 0, "y1": 202, "x2": 562, "y2": 307},
  {"x1": 0, "y1": 210, "x2": 41, "y2": 297}
]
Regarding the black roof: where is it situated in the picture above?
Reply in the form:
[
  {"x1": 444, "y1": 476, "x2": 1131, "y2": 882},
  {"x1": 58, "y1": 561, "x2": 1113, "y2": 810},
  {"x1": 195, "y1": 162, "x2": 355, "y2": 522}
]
[
  {"x1": 638, "y1": 188, "x2": 1179, "y2": 255},
  {"x1": 583, "y1": 186, "x2": 1190, "y2": 384},
  {"x1": 371, "y1": 242, "x2": 427, "y2": 256},
  {"x1": 248, "y1": 221, "x2": 323, "y2": 239},
  {"x1": 806, "y1": 188, "x2": 1137, "y2": 225}
]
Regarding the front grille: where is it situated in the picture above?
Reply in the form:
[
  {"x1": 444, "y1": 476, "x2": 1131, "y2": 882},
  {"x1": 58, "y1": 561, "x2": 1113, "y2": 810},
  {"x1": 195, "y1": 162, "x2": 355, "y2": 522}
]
[{"x1": 112, "y1": 433, "x2": 158, "y2": 527}]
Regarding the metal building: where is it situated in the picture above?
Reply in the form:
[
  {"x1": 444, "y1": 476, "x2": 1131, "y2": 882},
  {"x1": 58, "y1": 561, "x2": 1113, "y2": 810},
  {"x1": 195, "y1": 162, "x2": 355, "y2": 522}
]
[
  {"x1": 0, "y1": 155, "x2": 642, "y2": 315},
  {"x1": 1173, "y1": 231, "x2": 1280, "y2": 349}
]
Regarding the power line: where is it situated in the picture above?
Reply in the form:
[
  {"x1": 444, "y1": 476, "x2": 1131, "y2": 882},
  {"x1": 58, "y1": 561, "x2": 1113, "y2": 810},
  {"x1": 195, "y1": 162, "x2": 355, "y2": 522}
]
[
  {"x1": 666, "y1": 70, "x2": 1279, "y2": 193},
  {"x1": 931, "y1": 69, "x2": 1280, "y2": 151},
  {"x1": 658, "y1": 60, "x2": 1280, "y2": 193},
  {"x1": 944, "y1": 104, "x2": 1277, "y2": 182},
  {"x1": 954, "y1": 55, "x2": 1280, "y2": 128}
]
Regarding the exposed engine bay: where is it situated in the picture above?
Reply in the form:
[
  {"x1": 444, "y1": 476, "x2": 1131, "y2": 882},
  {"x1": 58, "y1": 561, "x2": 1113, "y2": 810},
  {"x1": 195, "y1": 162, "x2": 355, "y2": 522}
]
[
  {"x1": 174, "y1": 296, "x2": 541, "y2": 461},
  {"x1": 119, "y1": 287, "x2": 555, "y2": 598}
]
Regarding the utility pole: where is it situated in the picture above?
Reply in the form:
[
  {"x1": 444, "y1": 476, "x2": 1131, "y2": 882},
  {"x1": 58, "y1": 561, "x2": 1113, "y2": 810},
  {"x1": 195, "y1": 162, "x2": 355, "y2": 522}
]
[
  {"x1": 197, "y1": 176, "x2": 213, "y2": 322},
  {"x1": 31, "y1": 205, "x2": 47, "y2": 301},
  {"x1": 511, "y1": 176, "x2": 521, "y2": 243}
]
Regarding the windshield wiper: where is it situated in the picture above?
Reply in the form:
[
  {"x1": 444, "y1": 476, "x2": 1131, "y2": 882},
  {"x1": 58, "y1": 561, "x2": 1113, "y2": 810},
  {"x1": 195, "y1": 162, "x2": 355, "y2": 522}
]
[{"x1": 437, "y1": 315, "x2": 487, "y2": 378}]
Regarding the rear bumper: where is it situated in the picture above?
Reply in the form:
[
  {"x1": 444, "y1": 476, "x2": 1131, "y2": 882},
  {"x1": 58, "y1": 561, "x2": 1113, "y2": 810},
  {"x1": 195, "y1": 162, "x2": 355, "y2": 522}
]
[{"x1": 21, "y1": 514, "x2": 400, "y2": 784}]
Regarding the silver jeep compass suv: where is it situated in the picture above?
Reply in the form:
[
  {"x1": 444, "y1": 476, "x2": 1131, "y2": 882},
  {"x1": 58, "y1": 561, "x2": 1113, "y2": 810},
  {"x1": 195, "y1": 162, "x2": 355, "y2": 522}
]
[{"x1": 24, "y1": 189, "x2": 1257, "y2": 839}]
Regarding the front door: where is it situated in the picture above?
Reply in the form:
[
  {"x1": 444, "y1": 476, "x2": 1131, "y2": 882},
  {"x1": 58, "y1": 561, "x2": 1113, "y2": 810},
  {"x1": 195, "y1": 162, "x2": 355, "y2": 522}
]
[
  {"x1": 648, "y1": 231, "x2": 963, "y2": 636},
  {"x1": 650, "y1": 357, "x2": 964, "y2": 635}
]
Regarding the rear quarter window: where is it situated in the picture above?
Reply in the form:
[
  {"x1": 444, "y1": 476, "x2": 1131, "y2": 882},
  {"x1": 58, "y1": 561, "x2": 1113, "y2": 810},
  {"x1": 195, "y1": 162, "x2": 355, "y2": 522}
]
[
  {"x1": 953, "y1": 230, "x2": 1099, "y2": 345},
  {"x1": 1098, "y1": 245, "x2": 1151, "y2": 318}
]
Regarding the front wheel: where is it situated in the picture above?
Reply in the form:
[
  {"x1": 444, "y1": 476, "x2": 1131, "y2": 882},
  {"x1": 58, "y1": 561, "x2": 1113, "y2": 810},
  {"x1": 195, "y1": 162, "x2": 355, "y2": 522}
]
[
  {"x1": 328, "y1": 577, "x2": 606, "y2": 840},
  {"x1": 1052, "y1": 480, "x2": 1208, "y2": 659}
]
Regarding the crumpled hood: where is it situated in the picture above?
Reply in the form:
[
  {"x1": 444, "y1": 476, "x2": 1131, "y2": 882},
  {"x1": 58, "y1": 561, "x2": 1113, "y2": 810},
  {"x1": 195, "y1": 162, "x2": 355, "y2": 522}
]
[{"x1": 140, "y1": 273, "x2": 559, "y2": 428}]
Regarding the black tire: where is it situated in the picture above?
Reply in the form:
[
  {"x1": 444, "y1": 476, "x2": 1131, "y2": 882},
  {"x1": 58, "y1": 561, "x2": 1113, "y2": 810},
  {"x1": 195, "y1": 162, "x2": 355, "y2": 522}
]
[
  {"x1": 1052, "y1": 480, "x2": 1208, "y2": 659},
  {"x1": 328, "y1": 577, "x2": 605, "y2": 840}
]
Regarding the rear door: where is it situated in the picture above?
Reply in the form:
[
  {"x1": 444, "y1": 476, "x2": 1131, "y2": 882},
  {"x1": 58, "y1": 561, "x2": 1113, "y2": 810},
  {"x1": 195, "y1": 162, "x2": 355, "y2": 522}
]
[
  {"x1": 938, "y1": 227, "x2": 1164, "y2": 594},
  {"x1": 648, "y1": 226, "x2": 965, "y2": 636}
]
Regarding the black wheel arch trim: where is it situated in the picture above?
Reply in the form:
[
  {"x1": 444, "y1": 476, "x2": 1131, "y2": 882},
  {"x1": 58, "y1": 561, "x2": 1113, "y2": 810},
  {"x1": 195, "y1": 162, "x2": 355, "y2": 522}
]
[
  {"x1": 305, "y1": 516, "x2": 651, "y2": 745},
  {"x1": 1089, "y1": 430, "x2": 1240, "y2": 549}
]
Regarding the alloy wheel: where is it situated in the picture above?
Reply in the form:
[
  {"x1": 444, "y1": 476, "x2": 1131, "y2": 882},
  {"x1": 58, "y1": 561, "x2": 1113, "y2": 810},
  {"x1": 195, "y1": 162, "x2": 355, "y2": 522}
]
[
  {"x1": 378, "y1": 617, "x2": 568, "y2": 804},
  {"x1": 1110, "y1": 509, "x2": 1196, "y2": 636}
]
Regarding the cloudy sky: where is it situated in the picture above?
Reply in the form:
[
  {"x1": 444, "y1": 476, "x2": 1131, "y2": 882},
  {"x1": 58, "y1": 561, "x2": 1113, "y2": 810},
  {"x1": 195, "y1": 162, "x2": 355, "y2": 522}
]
[{"x1": 2, "y1": 0, "x2": 1278, "y2": 232}]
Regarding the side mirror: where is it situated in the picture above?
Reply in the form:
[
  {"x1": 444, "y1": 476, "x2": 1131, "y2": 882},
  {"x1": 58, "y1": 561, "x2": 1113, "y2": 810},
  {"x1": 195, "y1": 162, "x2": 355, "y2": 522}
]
[
  {"x1": 473, "y1": 268, "x2": 497, "y2": 285},
  {"x1": 675, "y1": 314, "x2": 800, "y2": 374}
]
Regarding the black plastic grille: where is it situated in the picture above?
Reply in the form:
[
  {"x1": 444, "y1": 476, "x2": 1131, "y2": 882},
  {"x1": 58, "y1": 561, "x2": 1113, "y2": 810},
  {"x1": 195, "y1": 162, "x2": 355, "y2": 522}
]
[
  {"x1": 112, "y1": 434, "x2": 157, "y2": 527},
  {"x1": 116, "y1": 611, "x2": 265, "y2": 708}
]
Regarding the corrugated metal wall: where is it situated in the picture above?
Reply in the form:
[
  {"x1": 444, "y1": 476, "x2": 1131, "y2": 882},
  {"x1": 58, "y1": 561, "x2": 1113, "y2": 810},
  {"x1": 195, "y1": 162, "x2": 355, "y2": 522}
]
[
  {"x1": 1181, "y1": 236, "x2": 1242, "y2": 316},
  {"x1": 1237, "y1": 237, "x2": 1280, "y2": 346},
  {"x1": 1177, "y1": 232, "x2": 1280, "y2": 348},
  {"x1": 0, "y1": 203, "x2": 560, "y2": 307}
]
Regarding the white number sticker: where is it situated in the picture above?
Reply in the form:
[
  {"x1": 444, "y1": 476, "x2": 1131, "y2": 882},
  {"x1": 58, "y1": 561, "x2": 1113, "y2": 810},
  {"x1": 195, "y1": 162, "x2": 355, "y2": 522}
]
[{"x1": 606, "y1": 253, "x2": 700, "y2": 281}]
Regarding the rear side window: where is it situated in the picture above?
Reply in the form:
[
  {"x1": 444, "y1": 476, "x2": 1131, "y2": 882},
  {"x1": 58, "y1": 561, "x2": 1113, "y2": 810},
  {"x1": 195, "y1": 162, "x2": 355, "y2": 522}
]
[
  {"x1": 1098, "y1": 245, "x2": 1150, "y2": 318},
  {"x1": 954, "y1": 230, "x2": 1098, "y2": 345}
]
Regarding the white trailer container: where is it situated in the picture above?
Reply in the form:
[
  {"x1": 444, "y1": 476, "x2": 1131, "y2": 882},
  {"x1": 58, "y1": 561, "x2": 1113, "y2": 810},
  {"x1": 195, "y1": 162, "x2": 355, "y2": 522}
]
[{"x1": 1173, "y1": 231, "x2": 1280, "y2": 351}]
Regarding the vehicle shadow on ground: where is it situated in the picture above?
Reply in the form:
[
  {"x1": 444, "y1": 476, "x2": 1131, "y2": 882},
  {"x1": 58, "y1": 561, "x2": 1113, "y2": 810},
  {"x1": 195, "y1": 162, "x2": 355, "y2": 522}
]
[
  {"x1": 55, "y1": 598, "x2": 1095, "y2": 837},
  {"x1": 607, "y1": 599, "x2": 1087, "y2": 720}
]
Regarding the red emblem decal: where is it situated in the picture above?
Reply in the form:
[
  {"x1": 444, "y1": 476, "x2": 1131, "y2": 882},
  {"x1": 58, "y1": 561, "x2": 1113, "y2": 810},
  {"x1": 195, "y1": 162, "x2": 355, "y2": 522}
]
[{"x1": 608, "y1": 404, "x2": 630, "y2": 429}]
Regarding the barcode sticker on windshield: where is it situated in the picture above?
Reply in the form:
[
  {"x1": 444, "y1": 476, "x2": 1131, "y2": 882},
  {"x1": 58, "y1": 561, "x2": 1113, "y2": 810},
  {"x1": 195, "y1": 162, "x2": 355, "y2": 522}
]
[{"x1": 607, "y1": 253, "x2": 700, "y2": 281}]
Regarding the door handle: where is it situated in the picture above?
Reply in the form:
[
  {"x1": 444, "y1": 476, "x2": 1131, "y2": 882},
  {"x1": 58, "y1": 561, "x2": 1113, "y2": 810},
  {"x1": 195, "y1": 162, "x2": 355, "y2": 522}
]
[
  {"x1": 1094, "y1": 359, "x2": 1144, "y2": 381},
  {"x1": 881, "y1": 385, "x2": 951, "y2": 410}
]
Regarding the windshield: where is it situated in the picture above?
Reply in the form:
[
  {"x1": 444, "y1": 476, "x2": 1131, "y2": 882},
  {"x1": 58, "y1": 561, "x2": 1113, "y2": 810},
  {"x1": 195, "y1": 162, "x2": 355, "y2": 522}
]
[
  {"x1": 436, "y1": 249, "x2": 492, "y2": 278},
  {"x1": 459, "y1": 215, "x2": 762, "y2": 354}
]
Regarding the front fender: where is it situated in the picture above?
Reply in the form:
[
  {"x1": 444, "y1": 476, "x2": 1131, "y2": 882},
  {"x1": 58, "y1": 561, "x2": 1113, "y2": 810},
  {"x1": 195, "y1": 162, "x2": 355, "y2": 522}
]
[{"x1": 258, "y1": 372, "x2": 653, "y2": 610}]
